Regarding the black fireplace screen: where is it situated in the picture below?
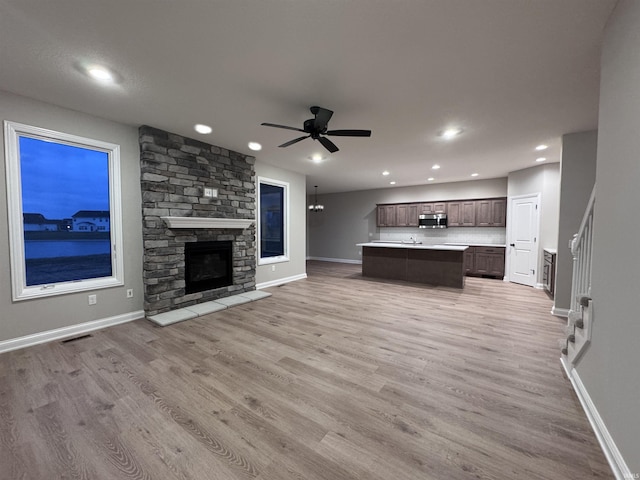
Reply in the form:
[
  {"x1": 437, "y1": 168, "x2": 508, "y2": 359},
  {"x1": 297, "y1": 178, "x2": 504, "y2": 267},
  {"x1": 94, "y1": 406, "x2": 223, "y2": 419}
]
[{"x1": 184, "y1": 241, "x2": 233, "y2": 294}]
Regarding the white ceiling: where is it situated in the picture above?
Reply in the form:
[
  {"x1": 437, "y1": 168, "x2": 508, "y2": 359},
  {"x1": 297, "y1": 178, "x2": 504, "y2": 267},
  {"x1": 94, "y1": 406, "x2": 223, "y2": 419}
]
[{"x1": 0, "y1": 0, "x2": 617, "y2": 193}]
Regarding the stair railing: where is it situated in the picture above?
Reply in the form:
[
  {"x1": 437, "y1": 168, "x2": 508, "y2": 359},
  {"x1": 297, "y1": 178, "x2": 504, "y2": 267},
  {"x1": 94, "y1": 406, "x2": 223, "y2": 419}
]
[{"x1": 562, "y1": 184, "x2": 595, "y2": 365}]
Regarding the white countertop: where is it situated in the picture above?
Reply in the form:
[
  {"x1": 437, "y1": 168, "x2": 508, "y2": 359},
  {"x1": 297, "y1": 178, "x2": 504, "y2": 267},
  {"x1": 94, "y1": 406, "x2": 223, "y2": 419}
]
[
  {"x1": 357, "y1": 242, "x2": 468, "y2": 251},
  {"x1": 544, "y1": 248, "x2": 557, "y2": 254},
  {"x1": 444, "y1": 242, "x2": 507, "y2": 248}
]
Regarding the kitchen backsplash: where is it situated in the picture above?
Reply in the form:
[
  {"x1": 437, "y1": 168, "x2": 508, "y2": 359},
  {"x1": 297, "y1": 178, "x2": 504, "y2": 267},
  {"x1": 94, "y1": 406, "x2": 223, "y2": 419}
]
[{"x1": 379, "y1": 226, "x2": 506, "y2": 245}]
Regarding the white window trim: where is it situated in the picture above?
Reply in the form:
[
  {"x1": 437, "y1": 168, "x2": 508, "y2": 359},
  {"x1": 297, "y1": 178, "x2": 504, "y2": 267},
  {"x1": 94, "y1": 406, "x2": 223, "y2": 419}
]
[
  {"x1": 4, "y1": 120, "x2": 125, "y2": 301},
  {"x1": 257, "y1": 176, "x2": 289, "y2": 265}
]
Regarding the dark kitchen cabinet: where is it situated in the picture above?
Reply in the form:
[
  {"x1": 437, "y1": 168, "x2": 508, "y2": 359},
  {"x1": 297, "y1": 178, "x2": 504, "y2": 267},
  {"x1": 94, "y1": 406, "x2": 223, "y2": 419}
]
[
  {"x1": 474, "y1": 247, "x2": 505, "y2": 277},
  {"x1": 419, "y1": 202, "x2": 447, "y2": 214},
  {"x1": 377, "y1": 197, "x2": 506, "y2": 228},
  {"x1": 543, "y1": 250, "x2": 556, "y2": 298},
  {"x1": 377, "y1": 205, "x2": 397, "y2": 227},
  {"x1": 463, "y1": 248, "x2": 475, "y2": 274},
  {"x1": 476, "y1": 198, "x2": 507, "y2": 227},
  {"x1": 465, "y1": 246, "x2": 505, "y2": 278},
  {"x1": 447, "y1": 201, "x2": 476, "y2": 226},
  {"x1": 396, "y1": 203, "x2": 419, "y2": 227}
]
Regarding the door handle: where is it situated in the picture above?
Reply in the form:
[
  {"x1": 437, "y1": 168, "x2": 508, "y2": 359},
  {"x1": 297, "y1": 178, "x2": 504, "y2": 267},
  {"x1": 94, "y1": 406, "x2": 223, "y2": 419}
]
[{"x1": 509, "y1": 243, "x2": 515, "y2": 247}]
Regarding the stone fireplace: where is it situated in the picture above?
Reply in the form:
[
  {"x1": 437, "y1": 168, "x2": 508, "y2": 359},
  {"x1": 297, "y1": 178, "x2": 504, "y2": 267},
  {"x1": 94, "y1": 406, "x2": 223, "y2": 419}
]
[{"x1": 139, "y1": 125, "x2": 256, "y2": 316}]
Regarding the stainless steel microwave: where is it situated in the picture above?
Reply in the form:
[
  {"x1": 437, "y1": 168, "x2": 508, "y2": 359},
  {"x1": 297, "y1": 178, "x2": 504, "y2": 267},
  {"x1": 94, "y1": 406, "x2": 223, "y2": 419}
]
[{"x1": 419, "y1": 213, "x2": 447, "y2": 229}]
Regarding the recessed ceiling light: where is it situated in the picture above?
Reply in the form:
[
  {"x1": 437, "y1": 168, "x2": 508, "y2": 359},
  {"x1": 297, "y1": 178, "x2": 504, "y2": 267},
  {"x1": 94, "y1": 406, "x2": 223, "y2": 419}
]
[
  {"x1": 382, "y1": 170, "x2": 390, "y2": 176},
  {"x1": 87, "y1": 66, "x2": 114, "y2": 83},
  {"x1": 248, "y1": 142, "x2": 262, "y2": 151},
  {"x1": 536, "y1": 157, "x2": 546, "y2": 162},
  {"x1": 390, "y1": 181, "x2": 396, "y2": 185},
  {"x1": 428, "y1": 177, "x2": 435, "y2": 181},
  {"x1": 432, "y1": 164, "x2": 441, "y2": 170},
  {"x1": 471, "y1": 173, "x2": 479, "y2": 177},
  {"x1": 441, "y1": 127, "x2": 463, "y2": 140},
  {"x1": 535, "y1": 144, "x2": 548, "y2": 151},
  {"x1": 194, "y1": 124, "x2": 212, "y2": 134}
]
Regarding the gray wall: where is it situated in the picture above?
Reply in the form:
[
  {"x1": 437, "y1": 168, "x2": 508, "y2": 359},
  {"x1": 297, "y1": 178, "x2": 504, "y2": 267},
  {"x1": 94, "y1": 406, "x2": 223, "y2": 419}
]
[
  {"x1": 0, "y1": 90, "x2": 144, "y2": 343},
  {"x1": 578, "y1": 0, "x2": 640, "y2": 470},
  {"x1": 507, "y1": 163, "x2": 561, "y2": 285},
  {"x1": 555, "y1": 131, "x2": 597, "y2": 312},
  {"x1": 254, "y1": 161, "x2": 307, "y2": 286},
  {"x1": 307, "y1": 178, "x2": 507, "y2": 262}
]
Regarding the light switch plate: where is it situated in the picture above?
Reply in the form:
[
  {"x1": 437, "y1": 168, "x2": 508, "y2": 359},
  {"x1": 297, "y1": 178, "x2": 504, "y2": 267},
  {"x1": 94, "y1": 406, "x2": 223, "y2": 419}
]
[{"x1": 203, "y1": 187, "x2": 218, "y2": 198}]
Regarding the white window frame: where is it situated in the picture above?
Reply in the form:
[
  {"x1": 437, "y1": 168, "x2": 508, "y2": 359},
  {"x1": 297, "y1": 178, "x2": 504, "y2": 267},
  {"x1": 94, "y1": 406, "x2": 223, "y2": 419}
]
[
  {"x1": 257, "y1": 176, "x2": 289, "y2": 265},
  {"x1": 4, "y1": 120, "x2": 124, "y2": 301}
]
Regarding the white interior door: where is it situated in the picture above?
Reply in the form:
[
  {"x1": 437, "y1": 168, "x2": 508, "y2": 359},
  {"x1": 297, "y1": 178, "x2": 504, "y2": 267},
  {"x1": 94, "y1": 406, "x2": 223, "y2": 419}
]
[{"x1": 508, "y1": 194, "x2": 540, "y2": 287}]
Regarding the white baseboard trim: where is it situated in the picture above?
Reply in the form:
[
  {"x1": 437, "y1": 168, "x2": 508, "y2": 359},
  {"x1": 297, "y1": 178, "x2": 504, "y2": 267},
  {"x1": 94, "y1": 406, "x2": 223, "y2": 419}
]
[
  {"x1": 560, "y1": 357, "x2": 632, "y2": 479},
  {"x1": 307, "y1": 256, "x2": 362, "y2": 264},
  {"x1": 552, "y1": 306, "x2": 569, "y2": 317},
  {"x1": 256, "y1": 273, "x2": 307, "y2": 290},
  {"x1": 0, "y1": 310, "x2": 145, "y2": 354}
]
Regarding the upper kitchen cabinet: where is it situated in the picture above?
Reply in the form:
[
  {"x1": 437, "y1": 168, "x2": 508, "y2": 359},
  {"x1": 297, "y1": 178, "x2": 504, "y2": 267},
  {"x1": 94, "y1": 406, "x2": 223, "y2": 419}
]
[
  {"x1": 377, "y1": 197, "x2": 507, "y2": 228},
  {"x1": 447, "y1": 201, "x2": 476, "y2": 226},
  {"x1": 418, "y1": 202, "x2": 447, "y2": 214},
  {"x1": 377, "y1": 204, "x2": 397, "y2": 227},
  {"x1": 396, "y1": 203, "x2": 419, "y2": 227},
  {"x1": 476, "y1": 198, "x2": 507, "y2": 227}
]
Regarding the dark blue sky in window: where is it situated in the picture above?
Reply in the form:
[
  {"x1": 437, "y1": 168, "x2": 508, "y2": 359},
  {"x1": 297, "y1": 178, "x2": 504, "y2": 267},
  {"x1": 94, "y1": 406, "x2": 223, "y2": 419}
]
[{"x1": 20, "y1": 136, "x2": 109, "y2": 219}]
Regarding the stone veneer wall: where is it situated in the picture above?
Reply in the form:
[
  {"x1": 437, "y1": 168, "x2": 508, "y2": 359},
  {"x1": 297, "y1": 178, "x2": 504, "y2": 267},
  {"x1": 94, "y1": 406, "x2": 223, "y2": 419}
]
[{"x1": 139, "y1": 125, "x2": 256, "y2": 316}]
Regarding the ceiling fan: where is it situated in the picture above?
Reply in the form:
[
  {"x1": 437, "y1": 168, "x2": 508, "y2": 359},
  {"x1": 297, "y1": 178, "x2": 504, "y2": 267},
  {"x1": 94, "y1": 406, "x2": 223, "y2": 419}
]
[{"x1": 261, "y1": 106, "x2": 371, "y2": 153}]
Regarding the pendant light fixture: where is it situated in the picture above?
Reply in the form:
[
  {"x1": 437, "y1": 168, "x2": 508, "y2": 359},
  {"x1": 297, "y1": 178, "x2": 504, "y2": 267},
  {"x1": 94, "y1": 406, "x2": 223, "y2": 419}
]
[{"x1": 308, "y1": 185, "x2": 324, "y2": 212}]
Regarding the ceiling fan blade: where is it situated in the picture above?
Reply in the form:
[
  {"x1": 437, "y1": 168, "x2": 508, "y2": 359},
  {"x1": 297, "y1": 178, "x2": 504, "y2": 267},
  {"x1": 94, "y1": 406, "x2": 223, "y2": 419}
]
[
  {"x1": 312, "y1": 106, "x2": 334, "y2": 131},
  {"x1": 278, "y1": 135, "x2": 309, "y2": 148},
  {"x1": 326, "y1": 129, "x2": 372, "y2": 137},
  {"x1": 261, "y1": 122, "x2": 305, "y2": 133},
  {"x1": 318, "y1": 136, "x2": 339, "y2": 153}
]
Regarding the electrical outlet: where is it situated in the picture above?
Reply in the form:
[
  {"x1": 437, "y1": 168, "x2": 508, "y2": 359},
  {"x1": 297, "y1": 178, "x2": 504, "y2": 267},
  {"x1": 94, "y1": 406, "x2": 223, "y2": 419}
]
[
  {"x1": 126, "y1": 289, "x2": 134, "y2": 298},
  {"x1": 88, "y1": 294, "x2": 97, "y2": 305},
  {"x1": 271, "y1": 265, "x2": 276, "y2": 272}
]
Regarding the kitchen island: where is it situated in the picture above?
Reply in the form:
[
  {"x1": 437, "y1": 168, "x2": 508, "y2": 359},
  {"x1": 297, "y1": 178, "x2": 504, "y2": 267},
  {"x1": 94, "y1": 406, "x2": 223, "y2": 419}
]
[{"x1": 357, "y1": 242, "x2": 469, "y2": 288}]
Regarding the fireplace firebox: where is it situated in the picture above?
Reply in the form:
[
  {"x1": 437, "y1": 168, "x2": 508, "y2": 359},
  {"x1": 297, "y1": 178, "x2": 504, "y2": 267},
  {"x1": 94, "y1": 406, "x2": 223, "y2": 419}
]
[{"x1": 184, "y1": 241, "x2": 233, "y2": 294}]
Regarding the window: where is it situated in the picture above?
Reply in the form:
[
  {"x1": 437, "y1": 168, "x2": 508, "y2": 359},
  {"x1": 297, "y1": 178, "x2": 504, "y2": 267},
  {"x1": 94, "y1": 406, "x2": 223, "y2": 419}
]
[
  {"x1": 257, "y1": 177, "x2": 289, "y2": 265},
  {"x1": 4, "y1": 121, "x2": 124, "y2": 301}
]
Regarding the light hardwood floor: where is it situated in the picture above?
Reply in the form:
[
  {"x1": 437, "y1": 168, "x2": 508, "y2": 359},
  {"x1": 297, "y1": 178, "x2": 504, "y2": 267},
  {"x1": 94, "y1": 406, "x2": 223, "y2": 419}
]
[{"x1": 0, "y1": 261, "x2": 613, "y2": 479}]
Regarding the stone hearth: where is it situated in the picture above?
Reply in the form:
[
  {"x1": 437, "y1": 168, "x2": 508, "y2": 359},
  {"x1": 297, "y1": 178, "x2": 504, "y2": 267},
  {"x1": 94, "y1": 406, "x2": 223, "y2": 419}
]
[{"x1": 139, "y1": 125, "x2": 256, "y2": 316}]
